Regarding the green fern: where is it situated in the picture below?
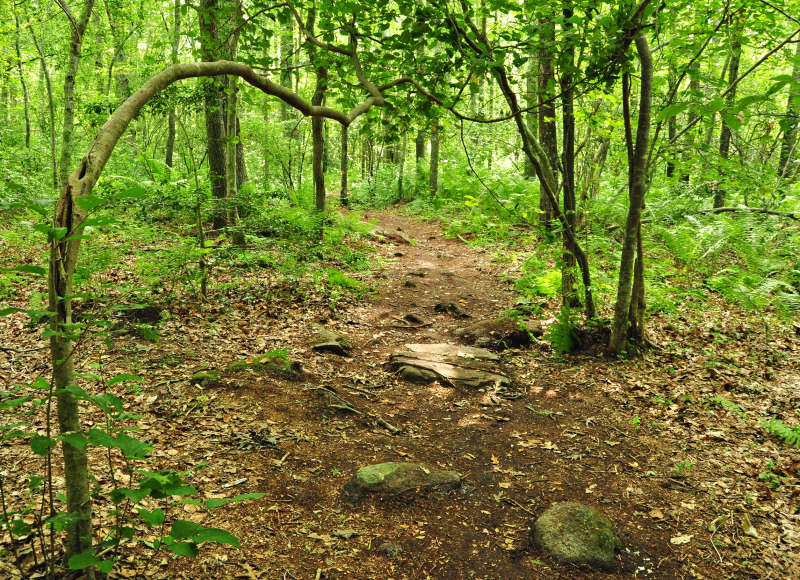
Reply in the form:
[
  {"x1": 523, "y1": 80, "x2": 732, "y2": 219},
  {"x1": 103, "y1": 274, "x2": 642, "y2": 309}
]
[
  {"x1": 706, "y1": 396, "x2": 746, "y2": 418},
  {"x1": 763, "y1": 418, "x2": 800, "y2": 448},
  {"x1": 545, "y1": 307, "x2": 578, "y2": 354}
]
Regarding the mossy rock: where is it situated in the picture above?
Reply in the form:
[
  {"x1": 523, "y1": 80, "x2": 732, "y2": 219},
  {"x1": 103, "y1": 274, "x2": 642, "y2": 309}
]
[
  {"x1": 227, "y1": 354, "x2": 303, "y2": 380},
  {"x1": 533, "y1": 502, "x2": 620, "y2": 569},
  {"x1": 191, "y1": 370, "x2": 221, "y2": 386},
  {"x1": 310, "y1": 329, "x2": 352, "y2": 356},
  {"x1": 343, "y1": 462, "x2": 461, "y2": 503}
]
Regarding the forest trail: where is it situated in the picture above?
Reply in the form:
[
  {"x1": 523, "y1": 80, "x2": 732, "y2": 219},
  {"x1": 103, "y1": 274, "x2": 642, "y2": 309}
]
[{"x1": 2, "y1": 210, "x2": 798, "y2": 579}]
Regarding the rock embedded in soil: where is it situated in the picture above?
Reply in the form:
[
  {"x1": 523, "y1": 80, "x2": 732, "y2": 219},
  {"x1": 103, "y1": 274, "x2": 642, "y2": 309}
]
[
  {"x1": 389, "y1": 343, "x2": 510, "y2": 388},
  {"x1": 378, "y1": 541, "x2": 403, "y2": 558},
  {"x1": 533, "y1": 502, "x2": 620, "y2": 569},
  {"x1": 310, "y1": 328, "x2": 352, "y2": 356},
  {"x1": 343, "y1": 462, "x2": 461, "y2": 502},
  {"x1": 454, "y1": 317, "x2": 542, "y2": 350},
  {"x1": 227, "y1": 353, "x2": 303, "y2": 380}
]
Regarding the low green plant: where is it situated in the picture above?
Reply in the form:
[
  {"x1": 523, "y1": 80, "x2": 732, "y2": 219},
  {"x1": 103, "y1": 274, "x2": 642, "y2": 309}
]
[
  {"x1": 545, "y1": 306, "x2": 578, "y2": 354},
  {"x1": 674, "y1": 461, "x2": 695, "y2": 476},
  {"x1": 763, "y1": 418, "x2": 800, "y2": 447},
  {"x1": 0, "y1": 369, "x2": 263, "y2": 577}
]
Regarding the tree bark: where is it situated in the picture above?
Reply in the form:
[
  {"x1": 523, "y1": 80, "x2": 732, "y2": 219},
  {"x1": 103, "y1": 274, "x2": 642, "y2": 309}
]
[
  {"x1": 340, "y1": 123, "x2": 348, "y2": 206},
  {"x1": 165, "y1": 0, "x2": 181, "y2": 167},
  {"x1": 24, "y1": 5, "x2": 58, "y2": 187},
  {"x1": 200, "y1": 0, "x2": 228, "y2": 228},
  {"x1": 429, "y1": 123, "x2": 440, "y2": 195},
  {"x1": 715, "y1": 21, "x2": 742, "y2": 208},
  {"x1": 12, "y1": 8, "x2": 31, "y2": 148},
  {"x1": 560, "y1": 3, "x2": 577, "y2": 307},
  {"x1": 778, "y1": 41, "x2": 800, "y2": 180},
  {"x1": 537, "y1": 13, "x2": 558, "y2": 229},
  {"x1": 609, "y1": 34, "x2": 653, "y2": 353},
  {"x1": 57, "y1": 0, "x2": 95, "y2": 188}
]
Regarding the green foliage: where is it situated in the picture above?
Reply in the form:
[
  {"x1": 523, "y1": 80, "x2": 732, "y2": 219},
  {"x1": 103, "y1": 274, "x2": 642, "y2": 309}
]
[
  {"x1": 763, "y1": 418, "x2": 800, "y2": 448},
  {"x1": 517, "y1": 269, "x2": 562, "y2": 299},
  {"x1": 545, "y1": 307, "x2": 579, "y2": 354},
  {"x1": 1, "y1": 370, "x2": 263, "y2": 577}
]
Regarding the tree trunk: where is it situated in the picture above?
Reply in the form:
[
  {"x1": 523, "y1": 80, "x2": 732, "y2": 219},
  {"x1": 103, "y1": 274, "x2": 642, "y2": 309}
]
[
  {"x1": 560, "y1": 3, "x2": 578, "y2": 307},
  {"x1": 609, "y1": 34, "x2": 653, "y2": 353},
  {"x1": 340, "y1": 124, "x2": 348, "y2": 206},
  {"x1": 778, "y1": 40, "x2": 800, "y2": 180},
  {"x1": 415, "y1": 130, "x2": 426, "y2": 192},
  {"x1": 537, "y1": 13, "x2": 558, "y2": 229},
  {"x1": 57, "y1": 0, "x2": 95, "y2": 188},
  {"x1": 12, "y1": 8, "x2": 31, "y2": 148},
  {"x1": 715, "y1": 20, "x2": 742, "y2": 208},
  {"x1": 429, "y1": 124, "x2": 440, "y2": 195},
  {"x1": 524, "y1": 54, "x2": 538, "y2": 180},
  {"x1": 200, "y1": 0, "x2": 228, "y2": 228},
  {"x1": 165, "y1": 0, "x2": 181, "y2": 167},
  {"x1": 25, "y1": 5, "x2": 58, "y2": 187},
  {"x1": 307, "y1": 7, "x2": 327, "y2": 211},
  {"x1": 398, "y1": 134, "x2": 406, "y2": 198}
]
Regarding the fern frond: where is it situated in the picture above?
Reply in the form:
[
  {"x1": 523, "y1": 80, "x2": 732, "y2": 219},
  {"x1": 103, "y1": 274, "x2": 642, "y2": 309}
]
[{"x1": 764, "y1": 418, "x2": 800, "y2": 448}]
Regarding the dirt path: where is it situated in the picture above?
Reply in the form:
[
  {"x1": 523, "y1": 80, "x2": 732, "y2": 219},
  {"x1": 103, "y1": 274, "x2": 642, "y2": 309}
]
[
  {"x1": 191, "y1": 211, "x2": 683, "y2": 579},
  {"x1": 3, "y1": 210, "x2": 798, "y2": 579}
]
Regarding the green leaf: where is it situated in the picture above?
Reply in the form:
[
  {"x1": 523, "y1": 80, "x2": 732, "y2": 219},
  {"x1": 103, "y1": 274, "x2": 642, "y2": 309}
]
[
  {"x1": 166, "y1": 541, "x2": 198, "y2": 557},
  {"x1": 655, "y1": 102, "x2": 688, "y2": 122},
  {"x1": 720, "y1": 111, "x2": 741, "y2": 131},
  {"x1": 30, "y1": 436, "x2": 57, "y2": 456},
  {"x1": 115, "y1": 432, "x2": 152, "y2": 459},
  {"x1": 170, "y1": 519, "x2": 203, "y2": 540},
  {"x1": 68, "y1": 548, "x2": 114, "y2": 573},
  {"x1": 60, "y1": 432, "x2": 88, "y2": 450},
  {"x1": 137, "y1": 508, "x2": 165, "y2": 527},
  {"x1": 205, "y1": 493, "x2": 265, "y2": 510},
  {"x1": 193, "y1": 527, "x2": 239, "y2": 546},
  {"x1": 108, "y1": 373, "x2": 143, "y2": 386},
  {"x1": 75, "y1": 195, "x2": 105, "y2": 212},
  {"x1": 88, "y1": 428, "x2": 117, "y2": 448}
]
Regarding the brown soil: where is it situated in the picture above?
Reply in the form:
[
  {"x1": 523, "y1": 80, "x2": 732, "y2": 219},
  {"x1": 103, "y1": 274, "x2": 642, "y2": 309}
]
[{"x1": 1, "y1": 209, "x2": 798, "y2": 579}]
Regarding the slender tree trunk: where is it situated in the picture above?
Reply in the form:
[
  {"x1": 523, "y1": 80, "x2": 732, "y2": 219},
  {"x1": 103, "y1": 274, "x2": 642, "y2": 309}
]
[
  {"x1": 681, "y1": 70, "x2": 700, "y2": 182},
  {"x1": 57, "y1": 0, "x2": 96, "y2": 188},
  {"x1": 537, "y1": 13, "x2": 558, "y2": 229},
  {"x1": 429, "y1": 124, "x2": 440, "y2": 195},
  {"x1": 25, "y1": 6, "x2": 58, "y2": 187},
  {"x1": 12, "y1": 8, "x2": 31, "y2": 148},
  {"x1": 560, "y1": 3, "x2": 578, "y2": 306},
  {"x1": 49, "y1": 0, "x2": 96, "y2": 561},
  {"x1": 415, "y1": 130, "x2": 426, "y2": 192},
  {"x1": 340, "y1": 123, "x2": 348, "y2": 206},
  {"x1": 307, "y1": 8, "x2": 327, "y2": 211},
  {"x1": 715, "y1": 21, "x2": 742, "y2": 208},
  {"x1": 200, "y1": 0, "x2": 227, "y2": 228},
  {"x1": 165, "y1": 0, "x2": 181, "y2": 167},
  {"x1": 524, "y1": 55, "x2": 538, "y2": 180},
  {"x1": 778, "y1": 41, "x2": 800, "y2": 180},
  {"x1": 609, "y1": 34, "x2": 653, "y2": 353},
  {"x1": 398, "y1": 134, "x2": 406, "y2": 198},
  {"x1": 225, "y1": 2, "x2": 242, "y2": 235}
]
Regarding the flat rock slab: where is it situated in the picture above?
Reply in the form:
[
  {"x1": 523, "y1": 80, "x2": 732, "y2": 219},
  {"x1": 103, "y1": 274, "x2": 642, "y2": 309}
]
[
  {"x1": 533, "y1": 502, "x2": 620, "y2": 569},
  {"x1": 390, "y1": 343, "x2": 510, "y2": 388},
  {"x1": 369, "y1": 225, "x2": 413, "y2": 245},
  {"x1": 454, "y1": 317, "x2": 542, "y2": 350},
  {"x1": 343, "y1": 462, "x2": 461, "y2": 502},
  {"x1": 310, "y1": 328, "x2": 352, "y2": 356}
]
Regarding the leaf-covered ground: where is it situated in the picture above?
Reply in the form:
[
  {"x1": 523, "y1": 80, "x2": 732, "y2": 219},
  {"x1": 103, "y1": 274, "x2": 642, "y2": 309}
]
[{"x1": 1, "y1": 210, "x2": 799, "y2": 579}]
